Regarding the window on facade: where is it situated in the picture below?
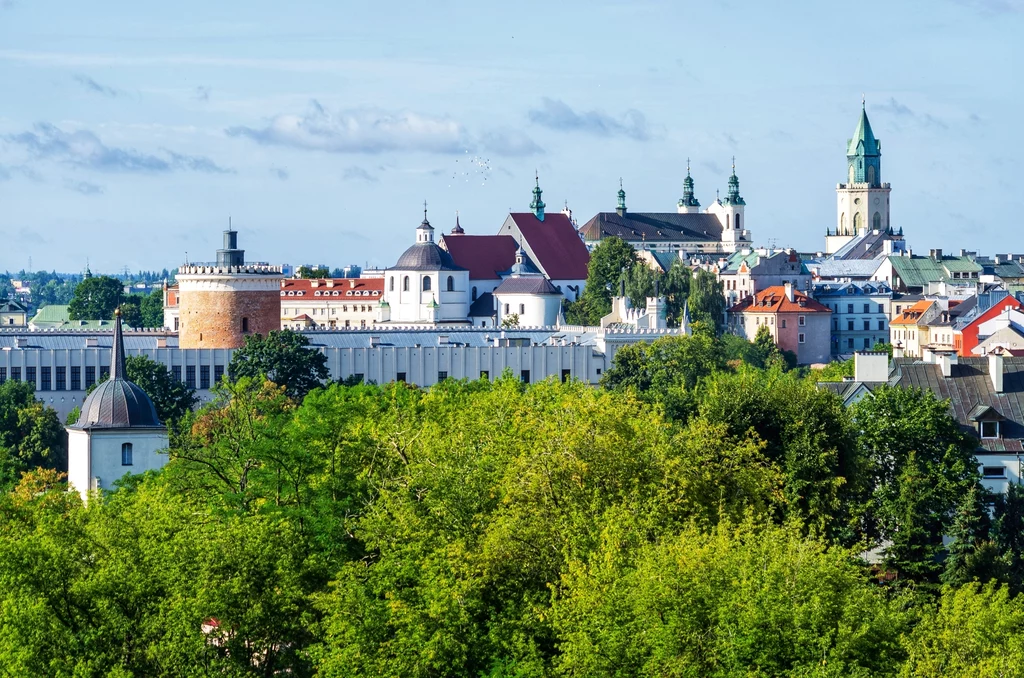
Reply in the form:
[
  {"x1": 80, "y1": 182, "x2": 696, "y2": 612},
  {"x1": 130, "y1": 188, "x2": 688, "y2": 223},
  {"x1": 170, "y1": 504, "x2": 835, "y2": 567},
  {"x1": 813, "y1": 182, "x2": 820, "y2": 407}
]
[
  {"x1": 519, "y1": 303, "x2": 525, "y2": 314},
  {"x1": 848, "y1": 320, "x2": 854, "y2": 331},
  {"x1": 848, "y1": 338, "x2": 854, "y2": 348},
  {"x1": 863, "y1": 338, "x2": 871, "y2": 348},
  {"x1": 403, "y1": 276, "x2": 410, "y2": 292},
  {"x1": 847, "y1": 304, "x2": 853, "y2": 314},
  {"x1": 781, "y1": 319, "x2": 787, "y2": 329},
  {"x1": 521, "y1": 370, "x2": 531, "y2": 384},
  {"x1": 171, "y1": 365, "x2": 181, "y2": 383},
  {"x1": 446, "y1": 276, "x2": 454, "y2": 292},
  {"x1": 389, "y1": 277, "x2": 395, "y2": 291},
  {"x1": 0, "y1": 368, "x2": 5, "y2": 384},
  {"x1": 438, "y1": 371, "x2": 448, "y2": 382},
  {"x1": 472, "y1": 286, "x2": 478, "y2": 301},
  {"x1": 981, "y1": 421, "x2": 1000, "y2": 439},
  {"x1": 26, "y1": 367, "x2": 36, "y2": 387},
  {"x1": 241, "y1": 317, "x2": 249, "y2": 333},
  {"x1": 863, "y1": 320, "x2": 870, "y2": 331},
  {"x1": 878, "y1": 320, "x2": 885, "y2": 331},
  {"x1": 56, "y1": 366, "x2": 66, "y2": 391},
  {"x1": 422, "y1": 277, "x2": 432, "y2": 291},
  {"x1": 396, "y1": 372, "x2": 406, "y2": 383},
  {"x1": 873, "y1": 212, "x2": 881, "y2": 230},
  {"x1": 862, "y1": 304, "x2": 869, "y2": 313},
  {"x1": 186, "y1": 366, "x2": 196, "y2": 389},
  {"x1": 85, "y1": 366, "x2": 95, "y2": 388},
  {"x1": 798, "y1": 315, "x2": 806, "y2": 326},
  {"x1": 735, "y1": 214, "x2": 741, "y2": 230},
  {"x1": 200, "y1": 365, "x2": 210, "y2": 389},
  {"x1": 799, "y1": 333, "x2": 806, "y2": 344},
  {"x1": 40, "y1": 367, "x2": 51, "y2": 391},
  {"x1": 214, "y1": 365, "x2": 224, "y2": 384},
  {"x1": 480, "y1": 370, "x2": 489, "y2": 380},
  {"x1": 504, "y1": 303, "x2": 510, "y2": 314},
  {"x1": 982, "y1": 465, "x2": 1006, "y2": 479},
  {"x1": 121, "y1": 443, "x2": 133, "y2": 466}
]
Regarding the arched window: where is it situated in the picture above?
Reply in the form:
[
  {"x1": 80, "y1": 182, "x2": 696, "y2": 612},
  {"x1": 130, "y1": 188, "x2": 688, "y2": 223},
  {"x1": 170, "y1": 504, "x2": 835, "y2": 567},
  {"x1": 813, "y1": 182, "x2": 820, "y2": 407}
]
[
  {"x1": 472, "y1": 286, "x2": 478, "y2": 301},
  {"x1": 446, "y1": 275, "x2": 454, "y2": 292},
  {"x1": 725, "y1": 214, "x2": 730, "y2": 229},
  {"x1": 872, "y1": 212, "x2": 881, "y2": 230},
  {"x1": 121, "y1": 442, "x2": 133, "y2": 466},
  {"x1": 519, "y1": 303, "x2": 525, "y2": 314},
  {"x1": 241, "y1": 317, "x2": 249, "y2": 333},
  {"x1": 389, "y1": 277, "x2": 394, "y2": 291},
  {"x1": 867, "y1": 166, "x2": 876, "y2": 184},
  {"x1": 735, "y1": 214, "x2": 741, "y2": 231},
  {"x1": 840, "y1": 212, "x2": 846, "y2": 232},
  {"x1": 853, "y1": 212, "x2": 862, "y2": 231},
  {"x1": 403, "y1": 276, "x2": 410, "y2": 292},
  {"x1": 422, "y1": 276, "x2": 432, "y2": 291}
]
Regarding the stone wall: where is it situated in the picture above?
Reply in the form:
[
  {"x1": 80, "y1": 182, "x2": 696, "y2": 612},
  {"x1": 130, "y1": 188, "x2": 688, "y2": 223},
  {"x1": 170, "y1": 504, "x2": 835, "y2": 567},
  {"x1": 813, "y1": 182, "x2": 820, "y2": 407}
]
[{"x1": 179, "y1": 288, "x2": 281, "y2": 349}]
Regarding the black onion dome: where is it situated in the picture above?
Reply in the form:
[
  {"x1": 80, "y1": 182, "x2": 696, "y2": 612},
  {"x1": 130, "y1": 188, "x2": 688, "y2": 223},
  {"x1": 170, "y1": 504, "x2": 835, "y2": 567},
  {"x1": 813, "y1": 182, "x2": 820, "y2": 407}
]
[
  {"x1": 391, "y1": 243, "x2": 465, "y2": 272},
  {"x1": 72, "y1": 310, "x2": 162, "y2": 429}
]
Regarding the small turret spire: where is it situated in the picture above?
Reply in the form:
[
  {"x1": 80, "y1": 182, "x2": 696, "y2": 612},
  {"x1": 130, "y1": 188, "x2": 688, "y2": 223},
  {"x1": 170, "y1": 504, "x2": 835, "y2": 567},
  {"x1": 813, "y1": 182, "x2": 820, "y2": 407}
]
[
  {"x1": 530, "y1": 170, "x2": 546, "y2": 221},
  {"x1": 616, "y1": 178, "x2": 627, "y2": 215},
  {"x1": 111, "y1": 308, "x2": 126, "y2": 380},
  {"x1": 679, "y1": 158, "x2": 700, "y2": 209},
  {"x1": 724, "y1": 158, "x2": 745, "y2": 205},
  {"x1": 451, "y1": 210, "x2": 464, "y2": 235}
]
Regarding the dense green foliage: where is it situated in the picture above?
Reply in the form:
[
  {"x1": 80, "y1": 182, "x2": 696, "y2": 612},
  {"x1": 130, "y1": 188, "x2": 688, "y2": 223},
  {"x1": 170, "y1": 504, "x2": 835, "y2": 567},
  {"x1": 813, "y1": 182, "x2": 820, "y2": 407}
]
[
  {"x1": 119, "y1": 288, "x2": 165, "y2": 328},
  {"x1": 566, "y1": 237, "x2": 637, "y2": 325},
  {"x1": 228, "y1": 329, "x2": 330, "y2": 399},
  {"x1": 68, "y1": 275, "x2": 125, "y2": 320},
  {"x1": 0, "y1": 381, "x2": 65, "y2": 492},
  {"x1": 688, "y1": 268, "x2": 727, "y2": 333},
  {"x1": 0, "y1": 328, "x2": 1021, "y2": 674},
  {"x1": 70, "y1": 354, "x2": 199, "y2": 427}
]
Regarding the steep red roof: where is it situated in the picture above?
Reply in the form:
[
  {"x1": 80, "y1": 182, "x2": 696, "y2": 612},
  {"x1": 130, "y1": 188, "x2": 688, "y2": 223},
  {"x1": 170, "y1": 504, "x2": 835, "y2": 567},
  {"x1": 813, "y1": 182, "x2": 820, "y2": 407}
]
[
  {"x1": 440, "y1": 234, "x2": 518, "y2": 280},
  {"x1": 507, "y1": 212, "x2": 590, "y2": 280},
  {"x1": 729, "y1": 285, "x2": 831, "y2": 314},
  {"x1": 280, "y1": 277, "x2": 384, "y2": 297}
]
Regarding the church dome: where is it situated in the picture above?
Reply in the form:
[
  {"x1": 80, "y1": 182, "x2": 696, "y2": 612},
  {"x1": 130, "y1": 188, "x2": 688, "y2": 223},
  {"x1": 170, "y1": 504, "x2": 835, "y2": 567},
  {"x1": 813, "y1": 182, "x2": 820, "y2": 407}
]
[
  {"x1": 76, "y1": 379, "x2": 161, "y2": 429},
  {"x1": 392, "y1": 242, "x2": 464, "y2": 271},
  {"x1": 72, "y1": 310, "x2": 162, "y2": 429}
]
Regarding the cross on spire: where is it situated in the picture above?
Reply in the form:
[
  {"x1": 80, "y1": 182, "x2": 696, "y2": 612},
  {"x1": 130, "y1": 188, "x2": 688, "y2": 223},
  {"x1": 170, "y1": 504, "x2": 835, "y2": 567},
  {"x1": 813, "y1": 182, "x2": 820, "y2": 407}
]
[{"x1": 423, "y1": 199, "x2": 428, "y2": 221}]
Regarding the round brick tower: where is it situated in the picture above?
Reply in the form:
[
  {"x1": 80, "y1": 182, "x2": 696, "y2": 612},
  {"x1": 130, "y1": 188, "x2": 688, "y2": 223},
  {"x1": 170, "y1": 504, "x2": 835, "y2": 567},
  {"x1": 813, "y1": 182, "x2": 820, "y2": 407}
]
[{"x1": 177, "y1": 229, "x2": 283, "y2": 349}]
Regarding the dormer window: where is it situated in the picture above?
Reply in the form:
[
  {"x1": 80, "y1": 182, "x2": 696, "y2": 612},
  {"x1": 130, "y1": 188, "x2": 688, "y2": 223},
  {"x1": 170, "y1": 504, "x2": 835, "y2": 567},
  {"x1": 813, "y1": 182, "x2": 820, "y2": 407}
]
[{"x1": 981, "y1": 421, "x2": 1000, "y2": 439}]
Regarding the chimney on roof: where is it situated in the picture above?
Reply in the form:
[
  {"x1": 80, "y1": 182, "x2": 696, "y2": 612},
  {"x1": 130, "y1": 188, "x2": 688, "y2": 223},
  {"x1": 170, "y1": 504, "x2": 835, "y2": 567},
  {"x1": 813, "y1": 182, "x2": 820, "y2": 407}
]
[
  {"x1": 989, "y1": 352, "x2": 1004, "y2": 393},
  {"x1": 938, "y1": 353, "x2": 953, "y2": 378},
  {"x1": 930, "y1": 248, "x2": 943, "y2": 261},
  {"x1": 854, "y1": 351, "x2": 889, "y2": 382},
  {"x1": 784, "y1": 282, "x2": 794, "y2": 303}
]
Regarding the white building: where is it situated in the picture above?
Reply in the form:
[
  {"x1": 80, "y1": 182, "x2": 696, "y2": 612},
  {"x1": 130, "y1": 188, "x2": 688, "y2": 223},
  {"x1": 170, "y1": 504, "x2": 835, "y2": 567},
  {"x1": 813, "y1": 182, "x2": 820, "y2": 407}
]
[
  {"x1": 492, "y1": 246, "x2": 564, "y2": 327},
  {"x1": 65, "y1": 312, "x2": 168, "y2": 502},
  {"x1": 379, "y1": 209, "x2": 471, "y2": 325}
]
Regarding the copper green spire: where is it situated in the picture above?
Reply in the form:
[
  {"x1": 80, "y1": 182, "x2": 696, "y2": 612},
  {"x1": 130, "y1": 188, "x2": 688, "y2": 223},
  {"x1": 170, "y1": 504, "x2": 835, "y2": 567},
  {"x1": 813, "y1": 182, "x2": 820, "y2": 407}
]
[
  {"x1": 616, "y1": 178, "x2": 627, "y2": 215},
  {"x1": 723, "y1": 157, "x2": 745, "y2": 206},
  {"x1": 530, "y1": 171, "x2": 546, "y2": 221},
  {"x1": 678, "y1": 158, "x2": 700, "y2": 208},
  {"x1": 846, "y1": 99, "x2": 882, "y2": 186}
]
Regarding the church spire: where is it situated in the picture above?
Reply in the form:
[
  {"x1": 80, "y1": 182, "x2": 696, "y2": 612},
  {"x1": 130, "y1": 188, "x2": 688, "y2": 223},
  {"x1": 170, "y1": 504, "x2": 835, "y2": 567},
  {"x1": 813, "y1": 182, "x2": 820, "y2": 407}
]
[
  {"x1": 847, "y1": 100, "x2": 882, "y2": 187},
  {"x1": 111, "y1": 308, "x2": 126, "y2": 381},
  {"x1": 678, "y1": 158, "x2": 700, "y2": 209},
  {"x1": 416, "y1": 200, "x2": 434, "y2": 243},
  {"x1": 530, "y1": 171, "x2": 546, "y2": 221},
  {"x1": 451, "y1": 210, "x2": 464, "y2": 235},
  {"x1": 723, "y1": 157, "x2": 745, "y2": 206},
  {"x1": 616, "y1": 178, "x2": 627, "y2": 215}
]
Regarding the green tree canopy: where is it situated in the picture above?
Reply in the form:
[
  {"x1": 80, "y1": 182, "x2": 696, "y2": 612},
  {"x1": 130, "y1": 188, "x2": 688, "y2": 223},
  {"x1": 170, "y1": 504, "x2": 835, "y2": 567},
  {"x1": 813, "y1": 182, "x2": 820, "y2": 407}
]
[
  {"x1": 0, "y1": 381, "x2": 65, "y2": 491},
  {"x1": 68, "y1": 275, "x2": 123, "y2": 321},
  {"x1": 688, "y1": 268, "x2": 726, "y2": 334},
  {"x1": 570, "y1": 237, "x2": 637, "y2": 325},
  {"x1": 227, "y1": 329, "x2": 329, "y2": 400}
]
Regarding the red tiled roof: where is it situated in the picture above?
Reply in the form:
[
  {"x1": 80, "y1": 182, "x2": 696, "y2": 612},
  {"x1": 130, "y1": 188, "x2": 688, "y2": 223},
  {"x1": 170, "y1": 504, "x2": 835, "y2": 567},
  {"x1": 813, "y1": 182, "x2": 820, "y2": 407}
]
[
  {"x1": 508, "y1": 213, "x2": 590, "y2": 280},
  {"x1": 729, "y1": 285, "x2": 832, "y2": 314},
  {"x1": 280, "y1": 277, "x2": 384, "y2": 297},
  {"x1": 440, "y1": 234, "x2": 518, "y2": 280}
]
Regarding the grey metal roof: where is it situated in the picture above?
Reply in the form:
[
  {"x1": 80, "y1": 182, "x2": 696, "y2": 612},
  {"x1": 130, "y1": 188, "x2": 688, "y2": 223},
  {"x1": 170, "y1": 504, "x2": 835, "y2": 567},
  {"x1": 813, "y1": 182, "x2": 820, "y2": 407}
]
[
  {"x1": 0, "y1": 331, "x2": 178, "y2": 351},
  {"x1": 579, "y1": 212, "x2": 723, "y2": 243},
  {"x1": 808, "y1": 259, "x2": 883, "y2": 279},
  {"x1": 301, "y1": 327, "x2": 602, "y2": 348},
  {"x1": 892, "y1": 357, "x2": 1024, "y2": 453},
  {"x1": 389, "y1": 242, "x2": 465, "y2": 272},
  {"x1": 493, "y1": 276, "x2": 561, "y2": 295}
]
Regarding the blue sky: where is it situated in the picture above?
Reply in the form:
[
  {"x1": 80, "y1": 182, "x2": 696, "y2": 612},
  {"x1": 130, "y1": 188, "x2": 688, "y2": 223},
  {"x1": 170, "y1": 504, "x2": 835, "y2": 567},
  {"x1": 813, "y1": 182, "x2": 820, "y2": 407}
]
[{"x1": 0, "y1": 0, "x2": 1020, "y2": 273}]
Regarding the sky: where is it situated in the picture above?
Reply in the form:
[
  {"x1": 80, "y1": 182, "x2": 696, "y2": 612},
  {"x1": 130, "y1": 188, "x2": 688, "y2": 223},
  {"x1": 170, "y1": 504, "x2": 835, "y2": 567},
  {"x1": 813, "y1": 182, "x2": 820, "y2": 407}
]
[{"x1": 0, "y1": 0, "x2": 1021, "y2": 273}]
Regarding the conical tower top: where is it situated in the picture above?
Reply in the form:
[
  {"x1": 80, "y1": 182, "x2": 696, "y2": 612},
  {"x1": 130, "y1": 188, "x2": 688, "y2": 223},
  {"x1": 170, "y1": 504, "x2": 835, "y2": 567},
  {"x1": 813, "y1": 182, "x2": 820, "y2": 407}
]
[{"x1": 530, "y1": 171, "x2": 546, "y2": 221}]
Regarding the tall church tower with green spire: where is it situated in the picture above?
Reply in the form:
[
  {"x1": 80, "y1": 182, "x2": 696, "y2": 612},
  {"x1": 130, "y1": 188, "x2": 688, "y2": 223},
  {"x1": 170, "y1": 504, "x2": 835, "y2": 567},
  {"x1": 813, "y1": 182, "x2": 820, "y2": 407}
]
[{"x1": 826, "y1": 101, "x2": 892, "y2": 254}]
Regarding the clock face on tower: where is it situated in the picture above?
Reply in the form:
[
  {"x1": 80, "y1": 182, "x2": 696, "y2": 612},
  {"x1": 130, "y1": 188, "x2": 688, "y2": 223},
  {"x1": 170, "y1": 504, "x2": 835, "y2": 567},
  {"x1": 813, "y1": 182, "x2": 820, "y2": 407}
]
[
  {"x1": 874, "y1": 197, "x2": 880, "y2": 205},
  {"x1": 854, "y1": 198, "x2": 860, "y2": 205}
]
